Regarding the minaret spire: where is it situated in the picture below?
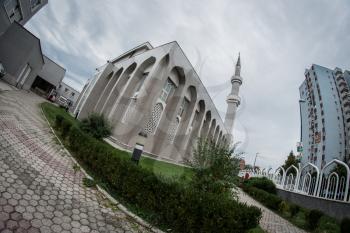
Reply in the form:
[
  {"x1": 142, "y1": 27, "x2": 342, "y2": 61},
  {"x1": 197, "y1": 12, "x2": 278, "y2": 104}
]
[
  {"x1": 224, "y1": 53, "x2": 243, "y2": 143},
  {"x1": 235, "y1": 52, "x2": 241, "y2": 76}
]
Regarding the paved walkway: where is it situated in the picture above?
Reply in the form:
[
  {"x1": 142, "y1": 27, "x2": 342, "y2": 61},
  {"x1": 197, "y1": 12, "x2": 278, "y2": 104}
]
[
  {"x1": 237, "y1": 189, "x2": 307, "y2": 233},
  {"x1": 0, "y1": 90, "x2": 151, "y2": 233}
]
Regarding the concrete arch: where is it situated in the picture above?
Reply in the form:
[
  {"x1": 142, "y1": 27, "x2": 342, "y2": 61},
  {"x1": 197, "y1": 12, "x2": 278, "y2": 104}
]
[
  {"x1": 78, "y1": 63, "x2": 115, "y2": 119},
  {"x1": 213, "y1": 125, "x2": 220, "y2": 144},
  {"x1": 102, "y1": 62, "x2": 137, "y2": 117},
  {"x1": 185, "y1": 99, "x2": 206, "y2": 159},
  {"x1": 207, "y1": 119, "x2": 217, "y2": 141},
  {"x1": 94, "y1": 67, "x2": 123, "y2": 113},
  {"x1": 200, "y1": 111, "x2": 211, "y2": 138},
  {"x1": 123, "y1": 54, "x2": 171, "y2": 147},
  {"x1": 151, "y1": 66, "x2": 186, "y2": 155},
  {"x1": 217, "y1": 131, "x2": 223, "y2": 145},
  {"x1": 172, "y1": 85, "x2": 198, "y2": 151},
  {"x1": 113, "y1": 57, "x2": 157, "y2": 127}
]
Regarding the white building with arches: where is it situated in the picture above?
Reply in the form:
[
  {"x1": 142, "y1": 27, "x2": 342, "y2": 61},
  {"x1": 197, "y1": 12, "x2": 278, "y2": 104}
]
[{"x1": 74, "y1": 41, "x2": 242, "y2": 163}]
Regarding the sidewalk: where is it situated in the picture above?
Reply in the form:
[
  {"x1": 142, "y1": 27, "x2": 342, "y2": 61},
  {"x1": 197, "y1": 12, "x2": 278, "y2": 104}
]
[
  {"x1": 0, "y1": 90, "x2": 151, "y2": 233},
  {"x1": 237, "y1": 189, "x2": 307, "y2": 233}
]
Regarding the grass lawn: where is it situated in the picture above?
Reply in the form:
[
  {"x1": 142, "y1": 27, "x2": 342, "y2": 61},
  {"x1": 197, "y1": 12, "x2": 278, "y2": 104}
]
[{"x1": 40, "y1": 102, "x2": 193, "y2": 182}]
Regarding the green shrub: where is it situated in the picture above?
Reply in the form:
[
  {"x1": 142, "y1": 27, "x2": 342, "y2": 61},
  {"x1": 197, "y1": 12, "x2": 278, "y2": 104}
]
[
  {"x1": 243, "y1": 186, "x2": 282, "y2": 210},
  {"x1": 307, "y1": 209, "x2": 323, "y2": 230},
  {"x1": 278, "y1": 201, "x2": 289, "y2": 213},
  {"x1": 61, "y1": 119, "x2": 72, "y2": 139},
  {"x1": 67, "y1": 126, "x2": 262, "y2": 232},
  {"x1": 316, "y1": 215, "x2": 340, "y2": 233},
  {"x1": 341, "y1": 217, "x2": 350, "y2": 233},
  {"x1": 55, "y1": 114, "x2": 64, "y2": 128},
  {"x1": 289, "y1": 204, "x2": 300, "y2": 217},
  {"x1": 243, "y1": 177, "x2": 277, "y2": 194},
  {"x1": 79, "y1": 113, "x2": 112, "y2": 139}
]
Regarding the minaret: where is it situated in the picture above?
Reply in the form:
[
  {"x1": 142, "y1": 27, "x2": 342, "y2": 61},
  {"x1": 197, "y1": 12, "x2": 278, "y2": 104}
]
[{"x1": 224, "y1": 53, "x2": 242, "y2": 143}]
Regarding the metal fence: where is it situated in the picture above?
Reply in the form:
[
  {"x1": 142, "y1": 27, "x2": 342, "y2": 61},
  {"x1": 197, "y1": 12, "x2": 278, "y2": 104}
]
[{"x1": 238, "y1": 159, "x2": 350, "y2": 202}]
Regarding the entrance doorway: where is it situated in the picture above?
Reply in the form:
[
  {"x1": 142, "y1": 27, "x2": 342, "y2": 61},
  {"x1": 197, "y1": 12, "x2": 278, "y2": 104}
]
[{"x1": 31, "y1": 76, "x2": 55, "y2": 97}]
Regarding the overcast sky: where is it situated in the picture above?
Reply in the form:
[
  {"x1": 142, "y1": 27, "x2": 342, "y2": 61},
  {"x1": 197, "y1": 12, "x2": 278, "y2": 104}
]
[{"x1": 26, "y1": 0, "x2": 350, "y2": 169}]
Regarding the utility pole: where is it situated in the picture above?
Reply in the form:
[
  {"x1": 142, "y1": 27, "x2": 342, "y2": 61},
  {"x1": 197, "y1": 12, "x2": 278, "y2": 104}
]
[{"x1": 253, "y1": 152, "x2": 259, "y2": 169}]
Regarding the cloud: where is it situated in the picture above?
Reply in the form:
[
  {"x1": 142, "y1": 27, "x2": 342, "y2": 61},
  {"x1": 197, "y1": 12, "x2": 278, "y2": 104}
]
[{"x1": 26, "y1": 0, "x2": 350, "y2": 169}]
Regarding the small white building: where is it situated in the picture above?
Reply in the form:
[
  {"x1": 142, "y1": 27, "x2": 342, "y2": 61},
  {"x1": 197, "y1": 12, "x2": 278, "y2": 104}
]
[{"x1": 56, "y1": 81, "x2": 80, "y2": 106}]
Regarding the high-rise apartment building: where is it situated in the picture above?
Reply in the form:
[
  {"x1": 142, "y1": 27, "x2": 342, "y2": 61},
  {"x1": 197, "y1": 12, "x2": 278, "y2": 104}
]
[{"x1": 299, "y1": 64, "x2": 350, "y2": 169}]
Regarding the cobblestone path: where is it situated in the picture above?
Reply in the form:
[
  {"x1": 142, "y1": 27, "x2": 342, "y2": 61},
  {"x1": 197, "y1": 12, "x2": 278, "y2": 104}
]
[
  {"x1": 0, "y1": 90, "x2": 151, "y2": 233},
  {"x1": 237, "y1": 189, "x2": 307, "y2": 233}
]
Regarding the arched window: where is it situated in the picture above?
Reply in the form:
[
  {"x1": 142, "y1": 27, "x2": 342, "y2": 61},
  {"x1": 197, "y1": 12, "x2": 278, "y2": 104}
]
[
  {"x1": 159, "y1": 78, "x2": 175, "y2": 103},
  {"x1": 144, "y1": 103, "x2": 163, "y2": 135}
]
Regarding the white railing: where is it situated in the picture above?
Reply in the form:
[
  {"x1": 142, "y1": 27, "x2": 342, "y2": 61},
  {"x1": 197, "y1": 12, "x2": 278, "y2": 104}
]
[{"x1": 238, "y1": 159, "x2": 350, "y2": 203}]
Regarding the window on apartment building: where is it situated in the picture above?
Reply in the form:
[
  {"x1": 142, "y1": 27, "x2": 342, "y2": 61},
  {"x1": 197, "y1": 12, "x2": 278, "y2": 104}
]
[
  {"x1": 30, "y1": 0, "x2": 41, "y2": 10},
  {"x1": 4, "y1": 0, "x2": 23, "y2": 23},
  {"x1": 64, "y1": 88, "x2": 68, "y2": 92},
  {"x1": 71, "y1": 93, "x2": 75, "y2": 97},
  {"x1": 323, "y1": 135, "x2": 325, "y2": 141}
]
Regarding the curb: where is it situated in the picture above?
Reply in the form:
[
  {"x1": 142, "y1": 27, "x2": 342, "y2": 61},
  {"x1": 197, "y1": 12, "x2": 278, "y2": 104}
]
[{"x1": 40, "y1": 105, "x2": 165, "y2": 233}]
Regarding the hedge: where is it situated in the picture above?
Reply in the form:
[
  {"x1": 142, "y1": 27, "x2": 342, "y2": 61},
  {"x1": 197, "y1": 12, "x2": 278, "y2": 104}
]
[
  {"x1": 243, "y1": 177, "x2": 277, "y2": 194},
  {"x1": 66, "y1": 125, "x2": 261, "y2": 232},
  {"x1": 242, "y1": 186, "x2": 282, "y2": 210}
]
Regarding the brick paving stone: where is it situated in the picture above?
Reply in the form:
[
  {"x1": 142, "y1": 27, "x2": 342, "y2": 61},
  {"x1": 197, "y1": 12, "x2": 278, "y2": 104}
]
[
  {"x1": 0, "y1": 90, "x2": 151, "y2": 232},
  {"x1": 237, "y1": 189, "x2": 307, "y2": 233}
]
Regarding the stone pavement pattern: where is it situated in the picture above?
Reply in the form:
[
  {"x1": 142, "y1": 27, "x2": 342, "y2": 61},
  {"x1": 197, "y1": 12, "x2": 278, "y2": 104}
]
[
  {"x1": 0, "y1": 90, "x2": 151, "y2": 233},
  {"x1": 238, "y1": 189, "x2": 307, "y2": 233}
]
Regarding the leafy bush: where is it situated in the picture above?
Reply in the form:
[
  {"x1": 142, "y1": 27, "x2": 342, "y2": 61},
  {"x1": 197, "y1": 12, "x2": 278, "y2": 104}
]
[
  {"x1": 341, "y1": 217, "x2": 350, "y2": 233},
  {"x1": 55, "y1": 114, "x2": 64, "y2": 128},
  {"x1": 188, "y1": 139, "x2": 240, "y2": 195},
  {"x1": 307, "y1": 209, "x2": 323, "y2": 230},
  {"x1": 242, "y1": 186, "x2": 282, "y2": 210},
  {"x1": 316, "y1": 216, "x2": 340, "y2": 233},
  {"x1": 61, "y1": 119, "x2": 72, "y2": 138},
  {"x1": 278, "y1": 201, "x2": 289, "y2": 213},
  {"x1": 79, "y1": 113, "x2": 112, "y2": 139},
  {"x1": 243, "y1": 177, "x2": 277, "y2": 194},
  {"x1": 289, "y1": 204, "x2": 300, "y2": 217},
  {"x1": 67, "y1": 126, "x2": 261, "y2": 232}
]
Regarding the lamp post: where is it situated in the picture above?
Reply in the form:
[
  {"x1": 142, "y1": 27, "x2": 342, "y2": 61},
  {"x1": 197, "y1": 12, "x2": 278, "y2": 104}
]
[{"x1": 253, "y1": 152, "x2": 259, "y2": 169}]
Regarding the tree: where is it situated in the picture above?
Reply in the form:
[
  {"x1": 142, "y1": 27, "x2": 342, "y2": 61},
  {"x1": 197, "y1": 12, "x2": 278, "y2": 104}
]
[
  {"x1": 281, "y1": 150, "x2": 299, "y2": 175},
  {"x1": 187, "y1": 138, "x2": 241, "y2": 195}
]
